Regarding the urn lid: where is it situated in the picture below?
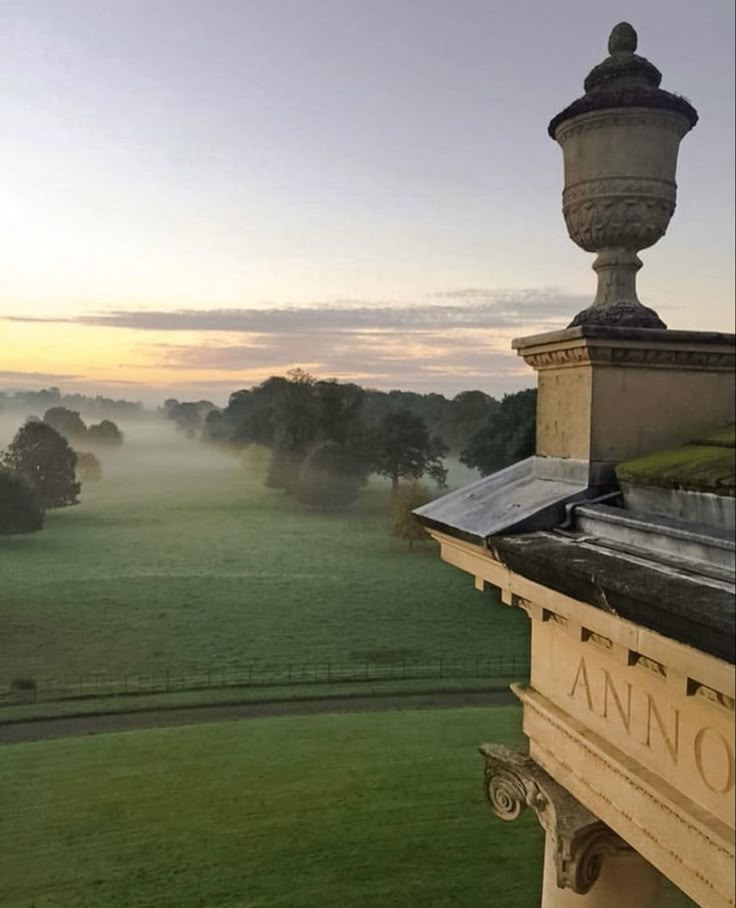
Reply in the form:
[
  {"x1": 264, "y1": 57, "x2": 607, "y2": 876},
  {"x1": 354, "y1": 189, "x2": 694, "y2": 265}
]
[{"x1": 548, "y1": 22, "x2": 698, "y2": 138}]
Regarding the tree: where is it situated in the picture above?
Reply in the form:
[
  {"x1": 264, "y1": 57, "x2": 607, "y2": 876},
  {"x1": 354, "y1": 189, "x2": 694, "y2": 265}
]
[
  {"x1": 0, "y1": 469, "x2": 44, "y2": 535},
  {"x1": 43, "y1": 406, "x2": 87, "y2": 440},
  {"x1": 264, "y1": 371, "x2": 320, "y2": 491},
  {"x1": 76, "y1": 451, "x2": 102, "y2": 482},
  {"x1": 294, "y1": 441, "x2": 364, "y2": 510},
  {"x1": 271, "y1": 370, "x2": 319, "y2": 449},
  {"x1": 390, "y1": 481, "x2": 432, "y2": 550},
  {"x1": 314, "y1": 380, "x2": 365, "y2": 445},
  {"x1": 203, "y1": 409, "x2": 228, "y2": 444},
  {"x1": 372, "y1": 410, "x2": 448, "y2": 498},
  {"x1": 444, "y1": 391, "x2": 499, "y2": 452},
  {"x1": 3, "y1": 420, "x2": 80, "y2": 509},
  {"x1": 86, "y1": 419, "x2": 124, "y2": 446},
  {"x1": 460, "y1": 388, "x2": 537, "y2": 476},
  {"x1": 165, "y1": 403, "x2": 201, "y2": 438},
  {"x1": 221, "y1": 382, "x2": 285, "y2": 447},
  {"x1": 206, "y1": 375, "x2": 505, "y2": 462}
]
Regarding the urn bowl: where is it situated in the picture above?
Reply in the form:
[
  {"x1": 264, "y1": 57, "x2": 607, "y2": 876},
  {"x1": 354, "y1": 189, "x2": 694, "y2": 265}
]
[{"x1": 555, "y1": 107, "x2": 693, "y2": 255}]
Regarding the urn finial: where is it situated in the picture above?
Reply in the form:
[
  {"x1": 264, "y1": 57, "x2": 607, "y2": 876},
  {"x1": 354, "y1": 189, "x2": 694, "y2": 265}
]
[
  {"x1": 548, "y1": 24, "x2": 698, "y2": 330},
  {"x1": 608, "y1": 22, "x2": 637, "y2": 56}
]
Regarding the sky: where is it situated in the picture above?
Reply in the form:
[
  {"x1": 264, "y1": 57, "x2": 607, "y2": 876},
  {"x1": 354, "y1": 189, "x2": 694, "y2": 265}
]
[{"x1": 2, "y1": 0, "x2": 734, "y2": 406}]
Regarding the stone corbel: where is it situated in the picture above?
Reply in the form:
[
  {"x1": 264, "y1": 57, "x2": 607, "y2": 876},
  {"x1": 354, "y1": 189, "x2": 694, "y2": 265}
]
[{"x1": 480, "y1": 744, "x2": 631, "y2": 894}]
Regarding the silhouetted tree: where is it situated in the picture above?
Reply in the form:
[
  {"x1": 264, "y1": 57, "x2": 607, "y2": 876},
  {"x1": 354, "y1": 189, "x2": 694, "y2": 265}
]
[
  {"x1": 203, "y1": 409, "x2": 228, "y2": 444},
  {"x1": 220, "y1": 384, "x2": 281, "y2": 447},
  {"x1": 314, "y1": 380, "x2": 365, "y2": 445},
  {"x1": 265, "y1": 371, "x2": 321, "y2": 491},
  {"x1": 0, "y1": 469, "x2": 44, "y2": 535},
  {"x1": 444, "y1": 391, "x2": 499, "y2": 451},
  {"x1": 372, "y1": 410, "x2": 448, "y2": 498},
  {"x1": 43, "y1": 406, "x2": 87, "y2": 440},
  {"x1": 208, "y1": 375, "x2": 502, "y2": 458},
  {"x1": 164, "y1": 401, "x2": 216, "y2": 438},
  {"x1": 3, "y1": 421, "x2": 80, "y2": 509},
  {"x1": 86, "y1": 419, "x2": 124, "y2": 446},
  {"x1": 460, "y1": 388, "x2": 537, "y2": 476},
  {"x1": 272, "y1": 370, "x2": 319, "y2": 450}
]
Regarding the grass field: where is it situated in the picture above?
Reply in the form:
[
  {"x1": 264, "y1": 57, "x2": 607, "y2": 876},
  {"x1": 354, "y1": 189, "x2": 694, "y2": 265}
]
[
  {"x1": 1, "y1": 707, "x2": 540, "y2": 907},
  {"x1": 0, "y1": 422, "x2": 529, "y2": 699},
  {"x1": 0, "y1": 706, "x2": 696, "y2": 907}
]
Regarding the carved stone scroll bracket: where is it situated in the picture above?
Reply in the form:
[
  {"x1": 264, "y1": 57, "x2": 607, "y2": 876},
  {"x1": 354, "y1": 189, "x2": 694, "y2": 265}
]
[{"x1": 480, "y1": 743, "x2": 632, "y2": 894}]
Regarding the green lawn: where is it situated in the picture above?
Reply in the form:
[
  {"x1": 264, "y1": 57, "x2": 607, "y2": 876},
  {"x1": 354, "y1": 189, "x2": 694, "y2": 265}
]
[
  {"x1": 0, "y1": 706, "x2": 696, "y2": 907},
  {"x1": 0, "y1": 423, "x2": 528, "y2": 698},
  {"x1": 0, "y1": 707, "x2": 539, "y2": 907}
]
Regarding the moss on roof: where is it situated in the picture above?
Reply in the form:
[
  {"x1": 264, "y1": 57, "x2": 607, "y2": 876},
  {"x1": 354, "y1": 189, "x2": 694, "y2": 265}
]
[
  {"x1": 687, "y1": 425, "x2": 736, "y2": 448},
  {"x1": 616, "y1": 425, "x2": 735, "y2": 497}
]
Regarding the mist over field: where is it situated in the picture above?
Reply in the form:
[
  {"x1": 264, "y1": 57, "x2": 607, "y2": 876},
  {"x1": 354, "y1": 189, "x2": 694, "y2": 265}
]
[
  {"x1": 0, "y1": 408, "x2": 233, "y2": 484},
  {"x1": 1, "y1": 393, "x2": 516, "y2": 700},
  {"x1": 1, "y1": 406, "x2": 478, "y2": 498}
]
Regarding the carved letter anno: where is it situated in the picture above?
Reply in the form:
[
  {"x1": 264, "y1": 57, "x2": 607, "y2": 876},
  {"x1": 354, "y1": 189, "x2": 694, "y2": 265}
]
[
  {"x1": 569, "y1": 658, "x2": 593, "y2": 710},
  {"x1": 645, "y1": 693, "x2": 679, "y2": 763},
  {"x1": 603, "y1": 670, "x2": 631, "y2": 732},
  {"x1": 694, "y1": 728, "x2": 735, "y2": 794}
]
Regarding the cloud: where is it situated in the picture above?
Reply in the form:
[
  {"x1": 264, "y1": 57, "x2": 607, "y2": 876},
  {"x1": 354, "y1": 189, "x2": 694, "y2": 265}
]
[
  {"x1": 1, "y1": 288, "x2": 584, "y2": 399},
  {"x1": 149, "y1": 324, "x2": 532, "y2": 394},
  {"x1": 0, "y1": 369, "x2": 81, "y2": 381},
  {"x1": 2, "y1": 288, "x2": 584, "y2": 334}
]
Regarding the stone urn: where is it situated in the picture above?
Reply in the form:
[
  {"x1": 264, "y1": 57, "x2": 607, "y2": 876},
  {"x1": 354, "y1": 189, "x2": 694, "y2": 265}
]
[{"x1": 549, "y1": 23, "x2": 698, "y2": 329}]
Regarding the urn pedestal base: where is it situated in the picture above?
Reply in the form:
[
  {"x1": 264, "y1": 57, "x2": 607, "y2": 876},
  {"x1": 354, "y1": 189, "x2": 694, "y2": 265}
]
[
  {"x1": 569, "y1": 249, "x2": 667, "y2": 330},
  {"x1": 569, "y1": 300, "x2": 666, "y2": 329}
]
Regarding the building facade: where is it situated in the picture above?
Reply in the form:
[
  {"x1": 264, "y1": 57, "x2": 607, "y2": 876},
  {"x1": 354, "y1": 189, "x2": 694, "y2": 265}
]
[{"x1": 416, "y1": 23, "x2": 735, "y2": 908}]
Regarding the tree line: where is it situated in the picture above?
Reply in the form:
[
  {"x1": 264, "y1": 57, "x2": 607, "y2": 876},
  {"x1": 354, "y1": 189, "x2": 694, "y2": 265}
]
[
  {"x1": 164, "y1": 371, "x2": 537, "y2": 513},
  {"x1": 0, "y1": 377, "x2": 537, "y2": 540},
  {"x1": 0, "y1": 387, "x2": 142, "y2": 421},
  {"x1": 0, "y1": 408, "x2": 125, "y2": 536}
]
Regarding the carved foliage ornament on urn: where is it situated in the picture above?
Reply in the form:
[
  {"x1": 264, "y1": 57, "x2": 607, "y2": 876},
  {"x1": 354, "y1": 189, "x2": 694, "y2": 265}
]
[{"x1": 549, "y1": 22, "x2": 698, "y2": 329}]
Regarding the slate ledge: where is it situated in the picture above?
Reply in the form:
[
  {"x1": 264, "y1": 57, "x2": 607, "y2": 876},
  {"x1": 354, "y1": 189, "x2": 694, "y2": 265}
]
[
  {"x1": 414, "y1": 456, "x2": 608, "y2": 545},
  {"x1": 489, "y1": 533, "x2": 735, "y2": 665}
]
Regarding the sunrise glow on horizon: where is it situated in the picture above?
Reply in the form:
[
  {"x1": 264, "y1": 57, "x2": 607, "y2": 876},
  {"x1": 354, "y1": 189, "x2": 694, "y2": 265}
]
[{"x1": 3, "y1": 0, "x2": 734, "y2": 405}]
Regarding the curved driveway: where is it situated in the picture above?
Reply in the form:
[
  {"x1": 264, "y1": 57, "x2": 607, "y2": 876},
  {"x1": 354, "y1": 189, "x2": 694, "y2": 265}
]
[{"x1": 0, "y1": 689, "x2": 517, "y2": 745}]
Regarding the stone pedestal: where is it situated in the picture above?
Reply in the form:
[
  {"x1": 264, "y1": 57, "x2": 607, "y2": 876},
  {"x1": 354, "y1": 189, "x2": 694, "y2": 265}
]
[{"x1": 513, "y1": 326, "x2": 735, "y2": 483}]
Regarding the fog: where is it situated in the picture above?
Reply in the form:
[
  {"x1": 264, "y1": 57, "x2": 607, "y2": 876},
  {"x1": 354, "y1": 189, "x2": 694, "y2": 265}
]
[
  {"x1": 0, "y1": 403, "x2": 478, "y2": 505},
  {"x1": 0, "y1": 409, "x2": 244, "y2": 496}
]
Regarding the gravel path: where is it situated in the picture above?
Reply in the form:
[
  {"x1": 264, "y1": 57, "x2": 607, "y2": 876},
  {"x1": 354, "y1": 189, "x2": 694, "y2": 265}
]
[{"x1": 0, "y1": 689, "x2": 517, "y2": 745}]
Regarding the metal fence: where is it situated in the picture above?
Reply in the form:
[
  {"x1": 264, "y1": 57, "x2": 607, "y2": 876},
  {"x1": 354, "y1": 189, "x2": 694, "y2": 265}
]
[{"x1": 1, "y1": 654, "x2": 530, "y2": 706}]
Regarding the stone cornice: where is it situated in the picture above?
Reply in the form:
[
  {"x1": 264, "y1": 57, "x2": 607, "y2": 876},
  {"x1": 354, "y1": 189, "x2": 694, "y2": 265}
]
[
  {"x1": 430, "y1": 529, "x2": 736, "y2": 696},
  {"x1": 520, "y1": 344, "x2": 736, "y2": 372},
  {"x1": 512, "y1": 328, "x2": 736, "y2": 372},
  {"x1": 480, "y1": 743, "x2": 631, "y2": 893}
]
